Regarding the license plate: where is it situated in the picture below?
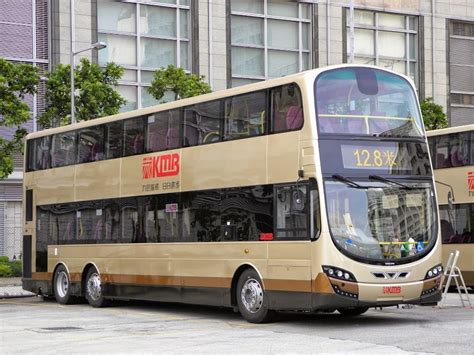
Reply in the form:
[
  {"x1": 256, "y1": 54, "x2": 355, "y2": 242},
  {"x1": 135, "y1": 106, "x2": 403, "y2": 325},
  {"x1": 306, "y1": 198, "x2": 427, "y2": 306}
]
[{"x1": 383, "y1": 286, "x2": 401, "y2": 294}]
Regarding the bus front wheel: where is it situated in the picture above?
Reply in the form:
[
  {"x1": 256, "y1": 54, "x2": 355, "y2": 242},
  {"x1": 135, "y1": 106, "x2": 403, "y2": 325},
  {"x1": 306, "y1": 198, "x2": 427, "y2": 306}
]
[
  {"x1": 236, "y1": 269, "x2": 274, "y2": 323},
  {"x1": 85, "y1": 267, "x2": 109, "y2": 308},
  {"x1": 337, "y1": 307, "x2": 369, "y2": 316},
  {"x1": 53, "y1": 264, "x2": 73, "y2": 305}
]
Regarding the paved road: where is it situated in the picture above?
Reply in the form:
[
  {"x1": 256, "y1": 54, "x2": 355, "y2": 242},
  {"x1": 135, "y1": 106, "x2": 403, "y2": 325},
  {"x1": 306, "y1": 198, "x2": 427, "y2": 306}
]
[{"x1": 0, "y1": 294, "x2": 473, "y2": 354}]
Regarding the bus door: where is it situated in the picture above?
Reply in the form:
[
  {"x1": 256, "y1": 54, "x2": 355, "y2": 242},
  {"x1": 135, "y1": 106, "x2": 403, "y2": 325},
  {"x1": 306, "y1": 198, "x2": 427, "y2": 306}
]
[{"x1": 266, "y1": 182, "x2": 319, "y2": 309}]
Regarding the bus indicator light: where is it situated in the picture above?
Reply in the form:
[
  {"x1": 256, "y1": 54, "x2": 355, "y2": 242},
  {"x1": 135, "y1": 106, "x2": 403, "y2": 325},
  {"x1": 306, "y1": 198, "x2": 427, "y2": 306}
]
[
  {"x1": 143, "y1": 153, "x2": 180, "y2": 179},
  {"x1": 383, "y1": 286, "x2": 401, "y2": 294}
]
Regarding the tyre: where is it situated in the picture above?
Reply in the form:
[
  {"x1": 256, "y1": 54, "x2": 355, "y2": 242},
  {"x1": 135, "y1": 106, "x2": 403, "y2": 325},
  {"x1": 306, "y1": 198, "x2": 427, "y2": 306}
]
[
  {"x1": 84, "y1": 267, "x2": 109, "y2": 307},
  {"x1": 337, "y1": 307, "x2": 369, "y2": 316},
  {"x1": 236, "y1": 269, "x2": 274, "y2": 323},
  {"x1": 53, "y1": 264, "x2": 73, "y2": 305}
]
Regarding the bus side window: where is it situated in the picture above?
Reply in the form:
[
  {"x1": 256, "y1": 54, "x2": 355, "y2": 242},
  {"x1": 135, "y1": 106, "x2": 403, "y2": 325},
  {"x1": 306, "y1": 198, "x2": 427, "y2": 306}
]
[
  {"x1": 275, "y1": 184, "x2": 308, "y2": 240},
  {"x1": 105, "y1": 121, "x2": 123, "y2": 159},
  {"x1": 186, "y1": 190, "x2": 222, "y2": 242},
  {"x1": 51, "y1": 132, "x2": 76, "y2": 168},
  {"x1": 271, "y1": 84, "x2": 303, "y2": 133},
  {"x1": 224, "y1": 91, "x2": 266, "y2": 140},
  {"x1": 105, "y1": 202, "x2": 121, "y2": 242},
  {"x1": 196, "y1": 100, "x2": 222, "y2": 144},
  {"x1": 183, "y1": 106, "x2": 199, "y2": 147},
  {"x1": 31, "y1": 136, "x2": 51, "y2": 170},
  {"x1": 124, "y1": 117, "x2": 145, "y2": 156},
  {"x1": 221, "y1": 185, "x2": 273, "y2": 241},
  {"x1": 311, "y1": 182, "x2": 321, "y2": 240},
  {"x1": 147, "y1": 109, "x2": 181, "y2": 152},
  {"x1": 78, "y1": 126, "x2": 105, "y2": 164}
]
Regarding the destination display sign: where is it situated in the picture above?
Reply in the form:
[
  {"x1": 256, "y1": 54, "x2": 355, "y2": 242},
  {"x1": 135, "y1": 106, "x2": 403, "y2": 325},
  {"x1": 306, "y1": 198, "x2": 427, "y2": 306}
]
[
  {"x1": 319, "y1": 140, "x2": 431, "y2": 176},
  {"x1": 341, "y1": 145, "x2": 399, "y2": 170}
]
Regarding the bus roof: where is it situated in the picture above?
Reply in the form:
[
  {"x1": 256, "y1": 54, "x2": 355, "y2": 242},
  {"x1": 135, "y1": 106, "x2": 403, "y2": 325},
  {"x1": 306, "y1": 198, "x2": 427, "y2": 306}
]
[
  {"x1": 426, "y1": 124, "x2": 474, "y2": 137},
  {"x1": 26, "y1": 64, "x2": 413, "y2": 140}
]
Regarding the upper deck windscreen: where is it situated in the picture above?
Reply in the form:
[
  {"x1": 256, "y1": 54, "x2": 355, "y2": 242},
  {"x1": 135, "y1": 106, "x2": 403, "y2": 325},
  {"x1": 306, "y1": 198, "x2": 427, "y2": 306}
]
[{"x1": 315, "y1": 67, "x2": 423, "y2": 138}]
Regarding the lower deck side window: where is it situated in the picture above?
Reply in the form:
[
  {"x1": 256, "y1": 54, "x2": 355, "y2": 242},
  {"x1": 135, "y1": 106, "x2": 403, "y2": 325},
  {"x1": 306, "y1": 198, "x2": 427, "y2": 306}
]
[
  {"x1": 440, "y1": 204, "x2": 474, "y2": 244},
  {"x1": 35, "y1": 182, "x2": 319, "y2": 248}
]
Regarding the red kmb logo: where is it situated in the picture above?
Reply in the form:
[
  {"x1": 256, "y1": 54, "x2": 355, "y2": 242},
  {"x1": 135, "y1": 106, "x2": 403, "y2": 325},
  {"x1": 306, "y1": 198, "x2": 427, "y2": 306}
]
[
  {"x1": 142, "y1": 153, "x2": 180, "y2": 179},
  {"x1": 468, "y1": 172, "x2": 474, "y2": 191}
]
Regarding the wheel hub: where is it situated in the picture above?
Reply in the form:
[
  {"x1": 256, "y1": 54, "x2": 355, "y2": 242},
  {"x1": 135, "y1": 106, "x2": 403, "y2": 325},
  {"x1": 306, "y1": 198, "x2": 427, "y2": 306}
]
[
  {"x1": 87, "y1": 273, "x2": 102, "y2": 301},
  {"x1": 56, "y1": 271, "x2": 69, "y2": 298},
  {"x1": 241, "y1": 278, "x2": 263, "y2": 313}
]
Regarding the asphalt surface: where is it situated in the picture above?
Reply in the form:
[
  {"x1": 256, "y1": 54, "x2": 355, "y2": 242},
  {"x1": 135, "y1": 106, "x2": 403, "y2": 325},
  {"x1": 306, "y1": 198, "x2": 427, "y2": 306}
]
[{"x1": 0, "y1": 293, "x2": 472, "y2": 354}]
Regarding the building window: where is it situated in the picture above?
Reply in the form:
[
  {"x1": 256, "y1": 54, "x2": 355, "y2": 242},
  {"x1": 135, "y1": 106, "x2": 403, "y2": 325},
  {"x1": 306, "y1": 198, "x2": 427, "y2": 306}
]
[
  {"x1": 230, "y1": 0, "x2": 313, "y2": 87},
  {"x1": 449, "y1": 21, "x2": 474, "y2": 126},
  {"x1": 345, "y1": 10, "x2": 418, "y2": 86},
  {"x1": 97, "y1": 0, "x2": 191, "y2": 110}
]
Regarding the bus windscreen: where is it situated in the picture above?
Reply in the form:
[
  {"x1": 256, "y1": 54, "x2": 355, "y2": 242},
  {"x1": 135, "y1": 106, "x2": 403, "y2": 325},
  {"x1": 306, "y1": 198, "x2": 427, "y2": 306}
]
[{"x1": 315, "y1": 67, "x2": 423, "y2": 137}]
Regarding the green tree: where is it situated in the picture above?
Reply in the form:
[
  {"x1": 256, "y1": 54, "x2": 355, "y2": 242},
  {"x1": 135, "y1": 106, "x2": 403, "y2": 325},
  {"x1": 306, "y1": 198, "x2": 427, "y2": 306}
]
[
  {"x1": 38, "y1": 58, "x2": 126, "y2": 128},
  {"x1": 0, "y1": 58, "x2": 40, "y2": 178},
  {"x1": 420, "y1": 97, "x2": 448, "y2": 130},
  {"x1": 148, "y1": 65, "x2": 211, "y2": 102}
]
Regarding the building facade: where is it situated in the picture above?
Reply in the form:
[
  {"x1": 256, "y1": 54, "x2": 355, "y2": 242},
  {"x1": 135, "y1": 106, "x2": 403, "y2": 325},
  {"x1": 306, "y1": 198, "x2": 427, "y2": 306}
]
[
  {"x1": 0, "y1": 0, "x2": 48, "y2": 259},
  {"x1": 1, "y1": 0, "x2": 474, "y2": 257}
]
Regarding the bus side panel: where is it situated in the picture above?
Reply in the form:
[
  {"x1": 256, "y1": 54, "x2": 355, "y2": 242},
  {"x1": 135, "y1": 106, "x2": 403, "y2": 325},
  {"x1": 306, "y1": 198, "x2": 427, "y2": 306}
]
[
  {"x1": 32, "y1": 167, "x2": 75, "y2": 205},
  {"x1": 47, "y1": 242, "x2": 270, "y2": 307},
  {"x1": 268, "y1": 132, "x2": 300, "y2": 184},
  {"x1": 442, "y1": 244, "x2": 474, "y2": 287},
  {"x1": 75, "y1": 160, "x2": 121, "y2": 201},
  {"x1": 181, "y1": 138, "x2": 268, "y2": 191},
  {"x1": 265, "y1": 242, "x2": 312, "y2": 310}
]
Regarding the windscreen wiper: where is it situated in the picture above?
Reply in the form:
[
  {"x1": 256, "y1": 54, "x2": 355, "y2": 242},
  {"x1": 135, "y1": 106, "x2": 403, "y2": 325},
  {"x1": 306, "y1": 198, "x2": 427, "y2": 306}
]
[
  {"x1": 332, "y1": 174, "x2": 365, "y2": 189},
  {"x1": 369, "y1": 175, "x2": 415, "y2": 189}
]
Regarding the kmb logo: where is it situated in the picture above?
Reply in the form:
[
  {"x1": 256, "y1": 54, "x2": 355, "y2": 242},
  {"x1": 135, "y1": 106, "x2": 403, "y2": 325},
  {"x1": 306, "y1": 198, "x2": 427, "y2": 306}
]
[
  {"x1": 142, "y1": 153, "x2": 180, "y2": 179},
  {"x1": 468, "y1": 172, "x2": 474, "y2": 191}
]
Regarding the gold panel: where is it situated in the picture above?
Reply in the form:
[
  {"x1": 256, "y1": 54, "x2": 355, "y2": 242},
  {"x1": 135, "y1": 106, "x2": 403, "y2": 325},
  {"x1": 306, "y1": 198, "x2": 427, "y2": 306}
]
[
  {"x1": 267, "y1": 132, "x2": 299, "y2": 184},
  {"x1": 434, "y1": 166, "x2": 474, "y2": 205},
  {"x1": 181, "y1": 138, "x2": 267, "y2": 191},
  {"x1": 76, "y1": 159, "x2": 121, "y2": 200},
  {"x1": 32, "y1": 166, "x2": 75, "y2": 205}
]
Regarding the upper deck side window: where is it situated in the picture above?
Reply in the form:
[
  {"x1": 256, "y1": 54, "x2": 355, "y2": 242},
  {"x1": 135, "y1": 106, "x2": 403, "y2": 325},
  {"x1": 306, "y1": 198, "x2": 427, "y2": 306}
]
[
  {"x1": 315, "y1": 67, "x2": 423, "y2": 138},
  {"x1": 271, "y1": 84, "x2": 304, "y2": 133},
  {"x1": 429, "y1": 131, "x2": 473, "y2": 169},
  {"x1": 78, "y1": 126, "x2": 105, "y2": 164},
  {"x1": 147, "y1": 109, "x2": 180, "y2": 152},
  {"x1": 224, "y1": 91, "x2": 267, "y2": 140},
  {"x1": 26, "y1": 83, "x2": 305, "y2": 172},
  {"x1": 27, "y1": 136, "x2": 51, "y2": 171}
]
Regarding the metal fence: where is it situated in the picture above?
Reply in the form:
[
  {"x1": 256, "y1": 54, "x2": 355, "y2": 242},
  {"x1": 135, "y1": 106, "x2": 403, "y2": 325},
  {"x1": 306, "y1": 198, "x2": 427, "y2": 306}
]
[
  {"x1": 0, "y1": 214, "x2": 31, "y2": 298},
  {"x1": 1, "y1": 217, "x2": 23, "y2": 260}
]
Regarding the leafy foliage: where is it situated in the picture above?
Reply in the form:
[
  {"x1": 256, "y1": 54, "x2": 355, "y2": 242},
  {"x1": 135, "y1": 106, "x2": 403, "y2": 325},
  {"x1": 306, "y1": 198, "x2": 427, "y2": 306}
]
[
  {"x1": 0, "y1": 258, "x2": 22, "y2": 277},
  {"x1": 0, "y1": 58, "x2": 40, "y2": 178},
  {"x1": 420, "y1": 97, "x2": 448, "y2": 130},
  {"x1": 148, "y1": 65, "x2": 212, "y2": 102},
  {"x1": 38, "y1": 58, "x2": 126, "y2": 128}
]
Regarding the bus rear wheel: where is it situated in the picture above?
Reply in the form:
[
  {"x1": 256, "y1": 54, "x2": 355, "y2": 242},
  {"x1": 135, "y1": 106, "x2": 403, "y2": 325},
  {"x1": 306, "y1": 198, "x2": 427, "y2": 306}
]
[
  {"x1": 53, "y1": 264, "x2": 74, "y2": 305},
  {"x1": 85, "y1": 267, "x2": 109, "y2": 308},
  {"x1": 236, "y1": 269, "x2": 274, "y2": 323},
  {"x1": 337, "y1": 307, "x2": 369, "y2": 316}
]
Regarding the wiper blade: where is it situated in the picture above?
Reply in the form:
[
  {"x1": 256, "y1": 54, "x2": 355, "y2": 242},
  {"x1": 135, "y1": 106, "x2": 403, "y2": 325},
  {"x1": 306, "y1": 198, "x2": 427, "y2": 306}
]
[
  {"x1": 332, "y1": 174, "x2": 365, "y2": 189},
  {"x1": 369, "y1": 175, "x2": 415, "y2": 189}
]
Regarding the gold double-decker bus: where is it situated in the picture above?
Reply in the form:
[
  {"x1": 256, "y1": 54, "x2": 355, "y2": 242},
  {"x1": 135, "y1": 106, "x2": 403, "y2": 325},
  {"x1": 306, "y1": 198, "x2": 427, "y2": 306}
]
[
  {"x1": 428, "y1": 124, "x2": 474, "y2": 287},
  {"x1": 22, "y1": 65, "x2": 441, "y2": 323}
]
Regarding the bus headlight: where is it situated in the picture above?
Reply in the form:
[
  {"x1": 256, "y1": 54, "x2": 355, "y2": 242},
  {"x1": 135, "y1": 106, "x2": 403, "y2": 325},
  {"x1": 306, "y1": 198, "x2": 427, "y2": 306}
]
[
  {"x1": 322, "y1": 266, "x2": 357, "y2": 282},
  {"x1": 322, "y1": 266, "x2": 358, "y2": 299},
  {"x1": 424, "y1": 264, "x2": 443, "y2": 280}
]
